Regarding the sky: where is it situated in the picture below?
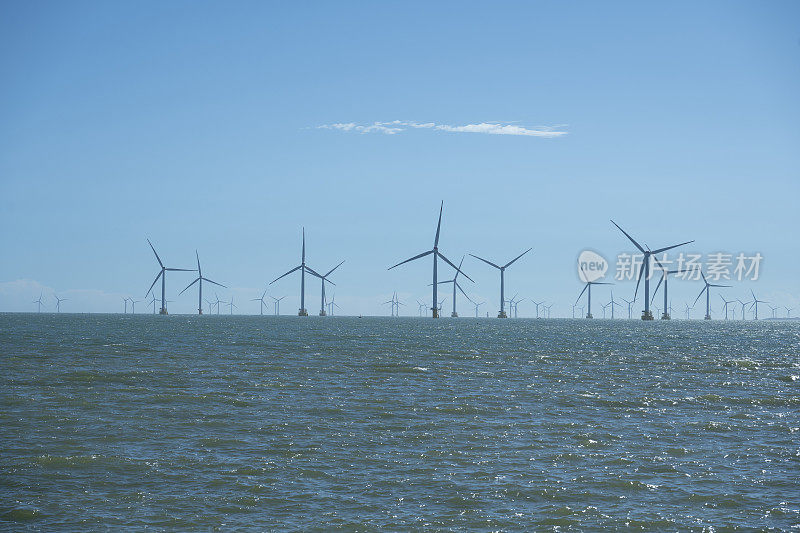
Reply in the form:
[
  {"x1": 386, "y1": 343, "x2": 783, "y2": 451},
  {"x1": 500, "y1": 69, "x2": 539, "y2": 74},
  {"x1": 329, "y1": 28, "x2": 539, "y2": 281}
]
[{"x1": 1, "y1": 1, "x2": 799, "y2": 317}]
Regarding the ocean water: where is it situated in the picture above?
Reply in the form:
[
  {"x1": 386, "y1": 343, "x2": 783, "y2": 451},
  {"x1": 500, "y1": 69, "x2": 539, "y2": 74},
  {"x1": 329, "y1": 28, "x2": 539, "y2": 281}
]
[{"x1": 1, "y1": 313, "x2": 798, "y2": 530}]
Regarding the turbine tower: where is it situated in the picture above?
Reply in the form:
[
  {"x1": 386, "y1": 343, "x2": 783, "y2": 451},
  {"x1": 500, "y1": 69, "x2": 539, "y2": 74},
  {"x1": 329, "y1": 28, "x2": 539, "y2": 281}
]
[
  {"x1": 318, "y1": 260, "x2": 345, "y2": 316},
  {"x1": 388, "y1": 202, "x2": 471, "y2": 318},
  {"x1": 179, "y1": 251, "x2": 226, "y2": 315},
  {"x1": 270, "y1": 228, "x2": 323, "y2": 316},
  {"x1": 610, "y1": 221, "x2": 693, "y2": 320},
  {"x1": 575, "y1": 281, "x2": 611, "y2": 319},
  {"x1": 470, "y1": 248, "x2": 531, "y2": 318},
  {"x1": 145, "y1": 239, "x2": 194, "y2": 315},
  {"x1": 251, "y1": 289, "x2": 269, "y2": 315},
  {"x1": 693, "y1": 272, "x2": 731, "y2": 320}
]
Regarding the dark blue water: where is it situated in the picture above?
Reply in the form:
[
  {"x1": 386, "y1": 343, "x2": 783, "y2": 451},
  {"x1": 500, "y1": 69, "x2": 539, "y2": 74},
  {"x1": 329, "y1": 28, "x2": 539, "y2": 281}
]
[{"x1": 2, "y1": 314, "x2": 798, "y2": 530}]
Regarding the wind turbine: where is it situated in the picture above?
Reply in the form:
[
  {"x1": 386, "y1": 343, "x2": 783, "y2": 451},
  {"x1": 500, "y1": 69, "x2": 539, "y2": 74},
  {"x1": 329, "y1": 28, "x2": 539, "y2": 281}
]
[
  {"x1": 383, "y1": 293, "x2": 397, "y2": 317},
  {"x1": 130, "y1": 299, "x2": 140, "y2": 314},
  {"x1": 327, "y1": 293, "x2": 341, "y2": 316},
  {"x1": 145, "y1": 239, "x2": 194, "y2": 315},
  {"x1": 736, "y1": 299, "x2": 747, "y2": 320},
  {"x1": 470, "y1": 248, "x2": 531, "y2": 318},
  {"x1": 610, "y1": 221, "x2": 693, "y2": 320},
  {"x1": 607, "y1": 290, "x2": 622, "y2": 319},
  {"x1": 621, "y1": 297, "x2": 635, "y2": 319},
  {"x1": 179, "y1": 251, "x2": 226, "y2": 315},
  {"x1": 602, "y1": 301, "x2": 610, "y2": 319},
  {"x1": 270, "y1": 228, "x2": 323, "y2": 316},
  {"x1": 317, "y1": 260, "x2": 345, "y2": 316},
  {"x1": 388, "y1": 202, "x2": 472, "y2": 318},
  {"x1": 227, "y1": 296, "x2": 237, "y2": 315},
  {"x1": 767, "y1": 304, "x2": 778, "y2": 319},
  {"x1": 33, "y1": 292, "x2": 45, "y2": 313},
  {"x1": 719, "y1": 295, "x2": 735, "y2": 320},
  {"x1": 650, "y1": 259, "x2": 688, "y2": 320},
  {"x1": 749, "y1": 290, "x2": 768, "y2": 320},
  {"x1": 693, "y1": 272, "x2": 731, "y2": 320},
  {"x1": 149, "y1": 294, "x2": 159, "y2": 314},
  {"x1": 545, "y1": 304, "x2": 553, "y2": 318},
  {"x1": 571, "y1": 303, "x2": 577, "y2": 319},
  {"x1": 122, "y1": 297, "x2": 129, "y2": 314},
  {"x1": 575, "y1": 281, "x2": 612, "y2": 319},
  {"x1": 435, "y1": 256, "x2": 472, "y2": 317},
  {"x1": 786, "y1": 306, "x2": 794, "y2": 318},
  {"x1": 54, "y1": 295, "x2": 67, "y2": 312},
  {"x1": 473, "y1": 301, "x2": 484, "y2": 318},
  {"x1": 271, "y1": 296, "x2": 286, "y2": 315},
  {"x1": 251, "y1": 289, "x2": 269, "y2": 315},
  {"x1": 531, "y1": 299, "x2": 543, "y2": 319},
  {"x1": 684, "y1": 302, "x2": 692, "y2": 320},
  {"x1": 212, "y1": 293, "x2": 225, "y2": 315}
]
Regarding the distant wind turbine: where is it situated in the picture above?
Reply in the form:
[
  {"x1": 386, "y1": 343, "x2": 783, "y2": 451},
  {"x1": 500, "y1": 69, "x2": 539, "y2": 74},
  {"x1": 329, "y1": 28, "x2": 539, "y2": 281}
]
[
  {"x1": 54, "y1": 295, "x2": 67, "y2": 313},
  {"x1": 388, "y1": 202, "x2": 471, "y2": 318},
  {"x1": 145, "y1": 239, "x2": 194, "y2": 315},
  {"x1": 227, "y1": 296, "x2": 237, "y2": 315},
  {"x1": 271, "y1": 296, "x2": 286, "y2": 315},
  {"x1": 435, "y1": 256, "x2": 472, "y2": 317},
  {"x1": 251, "y1": 289, "x2": 269, "y2": 315},
  {"x1": 130, "y1": 299, "x2": 140, "y2": 314},
  {"x1": 531, "y1": 299, "x2": 543, "y2": 319},
  {"x1": 749, "y1": 290, "x2": 768, "y2": 320},
  {"x1": 786, "y1": 306, "x2": 794, "y2": 318},
  {"x1": 575, "y1": 281, "x2": 612, "y2": 319},
  {"x1": 650, "y1": 258, "x2": 688, "y2": 320},
  {"x1": 179, "y1": 251, "x2": 226, "y2": 315},
  {"x1": 719, "y1": 295, "x2": 735, "y2": 320},
  {"x1": 607, "y1": 290, "x2": 622, "y2": 319},
  {"x1": 122, "y1": 297, "x2": 129, "y2": 314},
  {"x1": 148, "y1": 294, "x2": 159, "y2": 314},
  {"x1": 470, "y1": 248, "x2": 531, "y2": 319},
  {"x1": 610, "y1": 220, "x2": 693, "y2": 320},
  {"x1": 693, "y1": 272, "x2": 731, "y2": 320},
  {"x1": 621, "y1": 297, "x2": 635, "y2": 319},
  {"x1": 318, "y1": 260, "x2": 345, "y2": 316},
  {"x1": 33, "y1": 292, "x2": 45, "y2": 313},
  {"x1": 270, "y1": 228, "x2": 323, "y2": 316},
  {"x1": 473, "y1": 301, "x2": 484, "y2": 318}
]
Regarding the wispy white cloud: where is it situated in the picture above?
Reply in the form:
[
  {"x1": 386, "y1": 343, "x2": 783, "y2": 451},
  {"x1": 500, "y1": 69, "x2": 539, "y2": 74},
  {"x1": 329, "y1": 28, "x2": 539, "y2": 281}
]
[{"x1": 317, "y1": 120, "x2": 566, "y2": 138}]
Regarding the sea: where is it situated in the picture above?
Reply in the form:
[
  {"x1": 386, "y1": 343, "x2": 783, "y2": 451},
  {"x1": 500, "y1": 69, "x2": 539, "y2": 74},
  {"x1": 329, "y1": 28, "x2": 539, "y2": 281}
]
[{"x1": 1, "y1": 313, "x2": 798, "y2": 530}]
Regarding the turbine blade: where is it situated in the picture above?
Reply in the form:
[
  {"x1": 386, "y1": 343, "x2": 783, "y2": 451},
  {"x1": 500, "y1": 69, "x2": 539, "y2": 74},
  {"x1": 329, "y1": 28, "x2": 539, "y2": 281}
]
[
  {"x1": 693, "y1": 286, "x2": 707, "y2": 307},
  {"x1": 166, "y1": 268, "x2": 195, "y2": 272},
  {"x1": 456, "y1": 281, "x2": 473, "y2": 303},
  {"x1": 304, "y1": 266, "x2": 323, "y2": 279},
  {"x1": 178, "y1": 277, "x2": 200, "y2": 295},
  {"x1": 633, "y1": 262, "x2": 645, "y2": 301},
  {"x1": 147, "y1": 239, "x2": 164, "y2": 268},
  {"x1": 453, "y1": 255, "x2": 465, "y2": 280},
  {"x1": 202, "y1": 278, "x2": 226, "y2": 288},
  {"x1": 388, "y1": 249, "x2": 433, "y2": 270},
  {"x1": 438, "y1": 252, "x2": 474, "y2": 282},
  {"x1": 651, "y1": 276, "x2": 663, "y2": 304},
  {"x1": 469, "y1": 254, "x2": 501, "y2": 269},
  {"x1": 196, "y1": 250, "x2": 201, "y2": 275},
  {"x1": 270, "y1": 265, "x2": 302, "y2": 284},
  {"x1": 651, "y1": 240, "x2": 694, "y2": 255},
  {"x1": 575, "y1": 283, "x2": 589, "y2": 304},
  {"x1": 610, "y1": 220, "x2": 645, "y2": 253},
  {"x1": 324, "y1": 260, "x2": 345, "y2": 278},
  {"x1": 145, "y1": 271, "x2": 162, "y2": 297},
  {"x1": 434, "y1": 201, "x2": 443, "y2": 247},
  {"x1": 503, "y1": 247, "x2": 532, "y2": 269}
]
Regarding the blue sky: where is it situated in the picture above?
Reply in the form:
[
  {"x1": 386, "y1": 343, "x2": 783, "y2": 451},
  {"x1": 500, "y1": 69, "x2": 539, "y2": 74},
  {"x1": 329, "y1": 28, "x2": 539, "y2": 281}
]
[{"x1": 1, "y1": 1, "x2": 799, "y2": 317}]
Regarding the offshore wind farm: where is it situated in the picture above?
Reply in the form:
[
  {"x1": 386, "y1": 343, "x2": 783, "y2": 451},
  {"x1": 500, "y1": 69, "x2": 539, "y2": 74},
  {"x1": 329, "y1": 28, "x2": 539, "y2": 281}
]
[{"x1": 2, "y1": 2, "x2": 799, "y2": 531}]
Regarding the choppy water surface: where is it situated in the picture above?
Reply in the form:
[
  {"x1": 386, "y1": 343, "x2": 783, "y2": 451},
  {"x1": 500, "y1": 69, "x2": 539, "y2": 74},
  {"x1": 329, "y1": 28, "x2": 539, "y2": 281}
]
[{"x1": 1, "y1": 314, "x2": 799, "y2": 530}]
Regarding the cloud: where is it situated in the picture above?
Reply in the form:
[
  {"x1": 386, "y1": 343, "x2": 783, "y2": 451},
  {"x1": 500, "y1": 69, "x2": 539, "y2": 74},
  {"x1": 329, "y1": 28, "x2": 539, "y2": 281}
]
[{"x1": 317, "y1": 120, "x2": 567, "y2": 138}]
